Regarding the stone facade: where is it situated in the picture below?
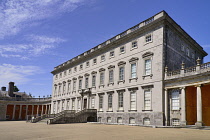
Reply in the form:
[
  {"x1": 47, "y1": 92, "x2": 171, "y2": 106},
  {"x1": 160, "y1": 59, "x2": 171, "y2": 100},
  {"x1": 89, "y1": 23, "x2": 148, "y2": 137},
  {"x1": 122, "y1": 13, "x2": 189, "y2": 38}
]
[{"x1": 51, "y1": 11, "x2": 207, "y2": 126}]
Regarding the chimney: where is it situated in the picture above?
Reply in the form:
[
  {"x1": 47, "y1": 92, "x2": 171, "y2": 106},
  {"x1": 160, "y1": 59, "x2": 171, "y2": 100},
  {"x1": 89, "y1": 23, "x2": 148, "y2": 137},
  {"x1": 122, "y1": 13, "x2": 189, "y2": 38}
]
[
  {"x1": 8, "y1": 82, "x2": 15, "y2": 97},
  {"x1": 1, "y1": 87, "x2": 6, "y2": 91}
]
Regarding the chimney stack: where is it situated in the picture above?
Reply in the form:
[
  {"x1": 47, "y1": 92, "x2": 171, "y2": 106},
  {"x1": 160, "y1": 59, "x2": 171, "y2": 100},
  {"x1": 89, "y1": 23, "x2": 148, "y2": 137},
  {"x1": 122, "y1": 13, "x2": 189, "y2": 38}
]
[
  {"x1": 1, "y1": 87, "x2": 6, "y2": 91},
  {"x1": 8, "y1": 82, "x2": 15, "y2": 97}
]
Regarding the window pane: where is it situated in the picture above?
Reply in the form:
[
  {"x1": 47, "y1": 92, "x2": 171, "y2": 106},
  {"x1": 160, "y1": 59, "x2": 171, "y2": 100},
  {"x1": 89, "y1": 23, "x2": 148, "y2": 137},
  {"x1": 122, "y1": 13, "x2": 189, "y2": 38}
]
[
  {"x1": 131, "y1": 63, "x2": 137, "y2": 78},
  {"x1": 145, "y1": 59, "x2": 151, "y2": 75}
]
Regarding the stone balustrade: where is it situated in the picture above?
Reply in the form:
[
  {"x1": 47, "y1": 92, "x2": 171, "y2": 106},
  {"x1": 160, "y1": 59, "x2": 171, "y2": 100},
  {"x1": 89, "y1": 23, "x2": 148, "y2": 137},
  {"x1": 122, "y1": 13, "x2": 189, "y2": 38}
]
[
  {"x1": 165, "y1": 61, "x2": 210, "y2": 80},
  {"x1": 52, "y1": 11, "x2": 164, "y2": 72}
]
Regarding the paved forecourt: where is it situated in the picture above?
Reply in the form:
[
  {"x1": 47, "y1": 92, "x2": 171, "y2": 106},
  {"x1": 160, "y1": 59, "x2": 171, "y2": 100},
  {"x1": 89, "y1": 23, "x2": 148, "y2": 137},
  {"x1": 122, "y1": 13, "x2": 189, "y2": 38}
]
[{"x1": 0, "y1": 121, "x2": 210, "y2": 140}]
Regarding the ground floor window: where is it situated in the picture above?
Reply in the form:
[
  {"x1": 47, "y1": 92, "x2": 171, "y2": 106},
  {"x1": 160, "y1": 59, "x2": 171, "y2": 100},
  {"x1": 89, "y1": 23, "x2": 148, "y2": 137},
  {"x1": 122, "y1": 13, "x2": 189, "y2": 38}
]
[
  {"x1": 172, "y1": 118, "x2": 180, "y2": 126},
  {"x1": 129, "y1": 117, "x2": 135, "y2": 124},
  {"x1": 117, "y1": 117, "x2": 123, "y2": 124},
  {"x1": 107, "y1": 117, "x2": 111, "y2": 123},
  {"x1": 171, "y1": 90, "x2": 180, "y2": 110},
  {"x1": 91, "y1": 97, "x2": 95, "y2": 109},
  {"x1": 143, "y1": 118, "x2": 150, "y2": 125}
]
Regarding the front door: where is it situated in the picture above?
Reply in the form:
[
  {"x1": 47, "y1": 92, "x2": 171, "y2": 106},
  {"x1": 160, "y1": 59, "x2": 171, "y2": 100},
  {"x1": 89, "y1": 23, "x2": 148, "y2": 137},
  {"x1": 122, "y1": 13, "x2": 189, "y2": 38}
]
[{"x1": 83, "y1": 99, "x2": 87, "y2": 109}]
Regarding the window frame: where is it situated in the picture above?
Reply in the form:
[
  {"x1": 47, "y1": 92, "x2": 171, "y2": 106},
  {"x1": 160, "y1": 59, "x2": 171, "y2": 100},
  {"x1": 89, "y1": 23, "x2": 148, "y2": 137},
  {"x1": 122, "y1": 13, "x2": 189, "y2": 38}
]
[
  {"x1": 145, "y1": 33, "x2": 152, "y2": 43},
  {"x1": 144, "y1": 89, "x2": 152, "y2": 110},
  {"x1": 131, "y1": 40, "x2": 138, "y2": 50},
  {"x1": 119, "y1": 46, "x2": 125, "y2": 54}
]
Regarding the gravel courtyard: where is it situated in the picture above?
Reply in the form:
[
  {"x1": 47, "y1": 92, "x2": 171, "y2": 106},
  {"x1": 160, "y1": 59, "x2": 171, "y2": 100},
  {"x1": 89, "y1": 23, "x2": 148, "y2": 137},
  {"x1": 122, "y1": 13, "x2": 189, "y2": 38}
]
[{"x1": 0, "y1": 121, "x2": 210, "y2": 140}]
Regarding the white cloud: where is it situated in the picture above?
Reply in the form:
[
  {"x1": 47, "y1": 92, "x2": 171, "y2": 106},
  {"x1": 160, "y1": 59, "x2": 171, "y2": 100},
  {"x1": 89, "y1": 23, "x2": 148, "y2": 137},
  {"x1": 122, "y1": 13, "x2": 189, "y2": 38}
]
[
  {"x1": 0, "y1": 64, "x2": 43, "y2": 86},
  {"x1": 203, "y1": 45, "x2": 210, "y2": 48},
  {"x1": 0, "y1": 35, "x2": 66, "y2": 59},
  {"x1": 0, "y1": 0, "x2": 87, "y2": 39}
]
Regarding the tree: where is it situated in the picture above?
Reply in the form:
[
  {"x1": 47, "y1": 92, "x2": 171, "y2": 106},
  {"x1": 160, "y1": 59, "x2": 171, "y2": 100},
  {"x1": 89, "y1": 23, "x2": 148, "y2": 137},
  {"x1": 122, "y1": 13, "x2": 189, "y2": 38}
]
[{"x1": 14, "y1": 86, "x2": 19, "y2": 92}]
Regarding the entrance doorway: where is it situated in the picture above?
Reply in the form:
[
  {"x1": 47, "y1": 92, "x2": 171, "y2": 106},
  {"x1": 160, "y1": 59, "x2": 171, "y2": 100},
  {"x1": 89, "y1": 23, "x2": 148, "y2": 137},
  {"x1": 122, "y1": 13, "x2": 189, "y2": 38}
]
[{"x1": 83, "y1": 99, "x2": 87, "y2": 109}]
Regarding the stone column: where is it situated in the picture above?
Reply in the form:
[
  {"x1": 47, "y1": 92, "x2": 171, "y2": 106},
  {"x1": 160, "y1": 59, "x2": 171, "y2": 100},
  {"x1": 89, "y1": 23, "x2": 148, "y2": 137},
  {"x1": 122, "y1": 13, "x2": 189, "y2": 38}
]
[
  {"x1": 45, "y1": 105, "x2": 47, "y2": 114},
  {"x1": 25, "y1": 105, "x2": 28, "y2": 120},
  {"x1": 48, "y1": 105, "x2": 51, "y2": 114},
  {"x1": 19, "y1": 105, "x2": 22, "y2": 120},
  {"x1": 12, "y1": 104, "x2": 16, "y2": 120},
  {"x1": 164, "y1": 89, "x2": 169, "y2": 126},
  {"x1": 36, "y1": 105, "x2": 39, "y2": 116},
  {"x1": 32, "y1": 105, "x2": 34, "y2": 116},
  {"x1": 180, "y1": 87, "x2": 186, "y2": 126},
  {"x1": 195, "y1": 85, "x2": 203, "y2": 127},
  {"x1": 41, "y1": 105, "x2": 44, "y2": 115}
]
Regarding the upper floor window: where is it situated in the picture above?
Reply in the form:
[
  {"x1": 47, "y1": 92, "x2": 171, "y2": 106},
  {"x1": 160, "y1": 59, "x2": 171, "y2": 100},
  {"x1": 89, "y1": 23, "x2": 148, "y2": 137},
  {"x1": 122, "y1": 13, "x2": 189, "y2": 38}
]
[
  {"x1": 74, "y1": 67, "x2": 77, "y2": 72},
  {"x1": 92, "y1": 75, "x2": 96, "y2": 87},
  {"x1": 55, "y1": 74, "x2": 58, "y2": 80},
  {"x1": 100, "y1": 72, "x2": 105, "y2": 85},
  {"x1": 60, "y1": 73, "x2": 62, "y2": 78},
  {"x1": 68, "y1": 82, "x2": 71, "y2": 93},
  {"x1": 64, "y1": 71, "x2": 66, "y2": 76},
  {"x1": 58, "y1": 85, "x2": 61, "y2": 95},
  {"x1": 192, "y1": 52, "x2": 195, "y2": 59},
  {"x1": 110, "y1": 51, "x2": 115, "y2": 58},
  {"x1": 109, "y1": 70, "x2": 114, "y2": 83},
  {"x1": 93, "y1": 58, "x2": 97, "y2": 65},
  {"x1": 131, "y1": 63, "x2": 137, "y2": 78},
  {"x1": 119, "y1": 67, "x2": 125, "y2": 81},
  {"x1": 145, "y1": 59, "x2": 151, "y2": 75},
  {"x1": 80, "y1": 64, "x2": 83, "y2": 70},
  {"x1": 145, "y1": 34, "x2": 152, "y2": 43},
  {"x1": 86, "y1": 61, "x2": 89, "y2": 67},
  {"x1": 120, "y1": 46, "x2": 125, "y2": 54},
  {"x1": 85, "y1": 77, "x2": 89, "y2": 89},
  {"x1": 79, "y1": 79, "x2": 82, "y2": 90},
  {"x1": 54, "y1": 86, "x2": 57, "y2": 96},
  {"x1": 68, "y1": 69, "x2": 71, "y2": 75},
  {"x1": 186, "y1": 48, "x2": 190, "y2": 57},
  {"x1": 63, "y1": 82, "x2": 66, "y2": 94},
  {"x1": 73, "y1": 80, "x2": 76, "y2": 91},
  {"x1": 131, "y1": 41, "x2": 138, "y2": 49},
  {"x1": 181, "y1": 44, "x2": 185, "y2": 52},
  {"x1": 99, "y1": 95, "x2": 103, "y2": 111},
  {"x1": 101, "y1": 55, "x2": 105, "y2": 62}
]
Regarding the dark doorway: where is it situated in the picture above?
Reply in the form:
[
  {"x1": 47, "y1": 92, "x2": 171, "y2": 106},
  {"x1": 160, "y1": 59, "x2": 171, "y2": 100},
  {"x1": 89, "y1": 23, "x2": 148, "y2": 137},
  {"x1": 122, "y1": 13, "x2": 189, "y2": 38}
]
[
  {"x1": 87, "y1": 116, "x2": 96, "y2": 122},
  {"x1": 83, "y1": 99, "x2": 87, "y2": 109}
]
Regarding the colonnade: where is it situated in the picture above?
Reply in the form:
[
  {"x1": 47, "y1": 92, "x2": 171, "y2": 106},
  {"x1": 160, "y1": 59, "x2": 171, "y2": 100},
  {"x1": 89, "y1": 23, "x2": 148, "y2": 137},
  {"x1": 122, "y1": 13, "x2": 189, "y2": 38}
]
[
  {"x1": 165, "y1": 85, "x2": 203, "y2": 126},
  {"x1": 11, "y1": 104, "x2": 51, "y2": 120}
]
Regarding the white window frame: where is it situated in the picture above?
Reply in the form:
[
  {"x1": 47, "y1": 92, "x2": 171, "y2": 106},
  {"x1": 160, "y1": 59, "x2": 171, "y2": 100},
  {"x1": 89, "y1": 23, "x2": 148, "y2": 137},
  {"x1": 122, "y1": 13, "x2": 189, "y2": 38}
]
[
  {"x1": 79, "y1": 79, "x2": 82, "y2": 90},
  {"x1": 100, "y1": 72, "x2": 105, "y2": 85},
  {"x1": 118, "y1": 92, "x2": 124, "y2": 111},
  {"x1": 108, "y1": 94, "x2": 113, "y2": 111},
  {"x1": 92, "y1": 75, "x2": 96, "y2": 87},
  {"x1": 63, "y1": 82, "x2": 66, "y2": 94},
  {"x1": 144, "y1": 89, "x2": 152, "y2": 110},
  {"x1": 93, "y1": 58, "x2": 97, "y2": 65},
  {"x1": 143, "y1": 118, "x2": 150, "y2": 125},
  {"x1": 91, "y1": 97, "x2": 95, "y2": 109},
  {"x1": 171, "y1": 90, "x2": 180, "y2": 110},
  {"x1": 119, "y1": 46, "x2": 125, "y2": 54},
  {"x1": 131, "y1": 41, "x2": 138, "y2": 50},
  {"x1": 109, "y1": 69, "x2": 114, "y2": 83},
  {"x1": 145, "y1": 33, "x2": 152, "y2": 43},
  {"x1": 186, "y1": 47, "x2": 190, "y2": 57},
  {"x1": 85, "y1": 77, "x2": 89, "y2": 89},
  {"x1": 72, "y1": 99, "x2": 75, "y2": 110},
  {"x1": 119, "y1": 66, "x2": 125, "y2": 81},
  {"x1": 101, "y1": 54, "x2": 105, "y2": 62},
  {"x1": 145, "y1": 59, "x2": 152, "y2": 76},
  {"x1": 131, "y1": 63, "x2": 137, "y2": 79},
  {"x1": 80, "y1": 64, "x2": 83, "y2": 70},
  {"x1": 67, "y1": 81, "x2": 71, "y2": 93},
  {"x1": 99, "y1": 95, "x2": 103, "y2": 111},
  {"x1": 130, "y1": 91, "x2": 137, "y2": 111},
  {"x1": 73, "y1": 80, "x2": 76, "y2": 91},
  {"x1": 109, "y1": 51, "x2": 115, "y2": 58},
  {"x1": 86, "y1": 61, "x2": 89, "y2": 67}
]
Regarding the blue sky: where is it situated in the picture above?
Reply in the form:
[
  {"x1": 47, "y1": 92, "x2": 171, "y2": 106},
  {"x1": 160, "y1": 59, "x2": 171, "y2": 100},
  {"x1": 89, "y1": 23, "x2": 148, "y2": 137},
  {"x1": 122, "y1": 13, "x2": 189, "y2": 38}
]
[{"x1": 0, "y1": 0, "x2": 210, "y2": 97}]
